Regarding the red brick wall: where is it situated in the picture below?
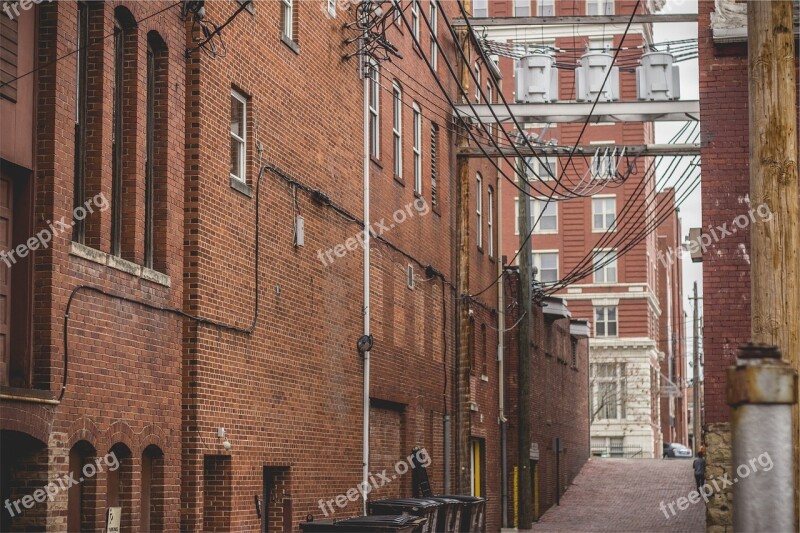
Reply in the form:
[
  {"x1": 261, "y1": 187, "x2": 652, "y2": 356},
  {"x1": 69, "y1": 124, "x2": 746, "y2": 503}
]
[{"x1": 504, "y1": 271, "x2": 590, "y2": 523}]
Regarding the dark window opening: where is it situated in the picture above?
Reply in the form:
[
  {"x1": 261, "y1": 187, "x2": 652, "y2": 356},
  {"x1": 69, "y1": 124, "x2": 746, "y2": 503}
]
[
  {"x1": 141, "y1": 445, "x2": 165, "y2": 532},
  {"x1": 107, "y1": 443, "x2": 133, "y2": 532},
  {"x1": 68, "y1": 441, "x2": 97, "y2": 532},
  {"x1": 72, "y1": 2, "x2": 88, "y2": 243}
]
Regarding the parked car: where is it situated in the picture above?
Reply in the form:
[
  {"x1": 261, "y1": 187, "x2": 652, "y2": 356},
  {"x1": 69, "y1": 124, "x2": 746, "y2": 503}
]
[{"x1": 663, "y1": 442, "x2": 693, "y2": 458}]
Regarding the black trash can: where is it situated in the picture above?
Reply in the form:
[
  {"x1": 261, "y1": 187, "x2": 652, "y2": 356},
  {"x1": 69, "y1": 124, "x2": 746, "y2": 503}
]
[
  {"x1": 299, "y1": 514, "x2": 427, "y2": 533},
  {"x1": 426, "y1": 497, "x2": 462, "y2": 533},
  {"x1": 368, "y1": 498, "x2": 442, "y2": 533},
  {"x1": 435, "y1": 495, "x2": 485, "y2": 533}
]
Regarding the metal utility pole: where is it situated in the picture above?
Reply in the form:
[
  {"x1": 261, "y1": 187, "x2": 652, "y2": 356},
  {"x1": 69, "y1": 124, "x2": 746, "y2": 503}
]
[
  {"x1": 516, "y1": 151, "x2": 533, "y2": 529},
  {"x1": 690, "y1": 282, "x2": 701, "y2": 454},
  {"x1": 455, "y1": 0, "x2": 472, "y2": 495},
  {"x1": 747, "y1": 0, "x2": 800, "y2": 524}
]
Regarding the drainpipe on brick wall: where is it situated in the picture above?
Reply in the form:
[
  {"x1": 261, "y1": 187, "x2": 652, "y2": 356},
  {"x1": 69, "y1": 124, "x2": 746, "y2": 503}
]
[
  {"x1": 497, "y1": 168, "x2": 508, "y2": 528},
  {"x1": 361, "y1": 47, "x2": 371, "y2": 517}
]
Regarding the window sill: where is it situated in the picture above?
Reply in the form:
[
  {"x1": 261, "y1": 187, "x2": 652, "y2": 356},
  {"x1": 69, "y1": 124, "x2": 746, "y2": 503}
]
[
  {"x1": 393, "y1": 174, "x2": 404, "y2": 186},
  {"x1": 0, "y1": 386, "x2": 60, "y2": 405},
  {"x1": 70, "y1": 242, "x2": 171, "y2": 287},
  {"x1": 281, "y1": 34, "x2": 300, "y2": 55},
  {"x1": 413, "y1": 190, "x2": 422, "y2": 199},
  {"x1": 237, "y1": 0, "x2": 255, "y2": 14},
  {"x1": 230, "y1": 176, "x2": 253, "y2": 197},
  {"x1": 480, "y1": 374, "x2": 489, "y2": 382},
  {"x1": 370, "y1": 156, "x2": 383, "y2": 169}
]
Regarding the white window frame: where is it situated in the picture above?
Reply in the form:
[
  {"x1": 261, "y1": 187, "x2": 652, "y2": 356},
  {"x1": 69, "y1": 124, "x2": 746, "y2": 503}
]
[
  {"x1": 523, "y1": 156, "x2": 557, "y2": 182},
  {"x1": 533, "y1": 251, "x2": 559, "y2": 283},
  {"x1": 487, "y1": 187, "x2": 494, "y2": 257},
  {"x1": 328, "y1": 0, "x2": 336, "y2": 17},
  {"x1": 411, "y1": 0, "x2": 420, "y2": 40},
  {"x1": 592, "y1": 195, "x2": 616, "y2": 232},
  {"x1": 369, "y1": 61, "x2": 380, "y2": 158},
  {"x1": 476, "y1": 173, "x2": 483, "y2": 249},
  {"x1": 537, "y1": 0, "x2": 554, "y2": 16},
  {"x1": 594, "y1": 305, "x2": 618, "y2": 337},
  {"x1": 587, "y1": 0, "x2": 614, "y2": 16},
  {"x1": 514, "y1": 0, "x2": 530, "y2": 17},
  {"x1": 472, "y1": 0, "x2": 488, "y2": 18},
  {"x1": 486, "y1": 80, "x2": 492, "y2": 104},
  {"x1": 532, "y1": 197, "x2": 557, "y2": 234},
  {"x1": 430, "y1": 1, "x2": 438, "y2": 71},
  {"x1": 393, "y1": 82, "x2": 403, "y2": 178},
  {"x1": 282, "y1": 0, "x2": 294, "y2": 40},
  {"x1": 591, "y1": 362, "x2": 625, "y2": 420},
  {"x1": 474, "y1": 62, "x2": 481, "y2": 103},
  {"x1": 593, "y1": 248, "x2": 618, "y2": 284},
  {"x1": 230, "y1": 89, "x2": 247, "y2": 183},
  {"x1": 413, "y1": 103, "x2": 422, "y2": 194}
]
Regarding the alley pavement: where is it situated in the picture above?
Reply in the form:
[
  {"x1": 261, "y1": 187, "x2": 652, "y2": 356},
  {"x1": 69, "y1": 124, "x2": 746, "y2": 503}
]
[{"x1": 523, "y1": 458, "x2": 705, "y2": 533}]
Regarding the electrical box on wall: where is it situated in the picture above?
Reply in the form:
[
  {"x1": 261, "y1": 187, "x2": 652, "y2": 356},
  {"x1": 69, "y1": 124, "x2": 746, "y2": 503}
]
[
  {"x1": 636, "y1": 52, "x2": 681, "y2": 101},
  {"x1": 515, "y1": 53, "x2": 559, "y2": 103},
  {"x1": 575, "y1": 51, "x2": 619, "y2": 102},
  {"x1": 294, "y1": 215, "x2": 304, "y2": 247}
]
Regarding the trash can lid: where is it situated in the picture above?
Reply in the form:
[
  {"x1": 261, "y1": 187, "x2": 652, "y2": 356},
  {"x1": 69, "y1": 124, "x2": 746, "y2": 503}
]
[
  {"x1": 336, "y1": 515, "x2": 426, "y2": 526},
  {"x1": 434, "y1": 495, "x2": 485, "y2": 503},
  {"x1": 369, "y1": 498, "x2": 441, "y2": 509}
]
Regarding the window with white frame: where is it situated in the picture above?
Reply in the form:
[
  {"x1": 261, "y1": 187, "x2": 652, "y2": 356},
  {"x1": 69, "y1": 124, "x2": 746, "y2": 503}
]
[
  {"x1": 413, "y1": 103, "x2": 422, "y2": 194},
  {"x1": 282, "y1": 0, "x2": 294, "y2": 40},
  {"x1": 369, "y1": 61, "x2": 380, "y2": 158},
  {"x1": 587, "y1": 0, "x2": 614, "y2": 15},
  {"x1": 514, "y1": 0, "x2": 530, "y2": 17},
  {"x1": 590, "y1": 362, "x2": 626, "y2": 420},
  {"x1": 476, "y1": 173, "x2": 483, "y2": 249},
  {"x1": 487, "y1": 187, "x2": 494, "y2": 257},
  {"x1": 472, "y1": 0, "x2": 488, "y2": 17},
  {"x1": 592, "y1": 196, "x2": 616, "y2": 231},
  {"x1": 524, "y1": 156, "x2": 557, "y2": 181},
  {"x1": 533, "y1": 251, "x2": 558, "y2": 282},
  {"x1": 593, "y1": 249, "x2": 617, "y2": 283},
  {"x1": 589, "y1": 36, "x2": 614, "y2": 52},
  {"x1": 393, "y1": 0, "x2": 402, "y2": 25},
  {"x1": 532, "y1": 197, "x2": 557, "y2": 233},
  {"x1": 411, "y1": 0, "x2": 419, "y2": 40},
  {"x1": 327, "y1": 0, "x2": 336, "y2": 17},
  {"x1": 392, "y1": 82, "x2": 402, "y2": 178},
  {"x1": 230, "y1": 89, "x2": 247, "y2": 182},
  {"x1": 594, "y1": 305, "x2": 617, "y2": 336},
  {"x1": 474, "y1": 62, "x2": 481, "y2": 103},
  {"x1": 486, "y1": 80, "x2": 492, "y2": 104},
  {"x1": 537, "y1": 0, "x2": 554, "y2": 16},
  {"x1": 430, "y1": 1, "x2": 438, "y2": 71}
]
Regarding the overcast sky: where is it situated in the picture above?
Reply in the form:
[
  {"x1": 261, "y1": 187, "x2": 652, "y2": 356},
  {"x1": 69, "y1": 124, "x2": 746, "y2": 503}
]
[{"x1": 653, "y1": 0, "x2": 702, "y2": 379}]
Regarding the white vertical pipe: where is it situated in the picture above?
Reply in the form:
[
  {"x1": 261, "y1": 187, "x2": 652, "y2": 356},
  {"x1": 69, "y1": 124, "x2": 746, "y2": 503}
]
[{"x1": 362, "y1": 54, "x2": 371, "y2": 517}]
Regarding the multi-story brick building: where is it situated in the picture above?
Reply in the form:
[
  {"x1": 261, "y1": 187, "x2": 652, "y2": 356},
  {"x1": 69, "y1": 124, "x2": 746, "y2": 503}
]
[
  {"x1": 1, "y1": 1, "x2": 185, "y2": 531},
  {"x1": 699, "y1": 0, "x2": 799, "y2": 529},
  {"x1": 482, "y1": 0, "x2": 674, "y2": 459}
]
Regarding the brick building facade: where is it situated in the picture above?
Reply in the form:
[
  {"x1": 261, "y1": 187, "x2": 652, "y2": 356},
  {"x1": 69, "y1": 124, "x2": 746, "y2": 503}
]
[{"x1": 1, "y1": 1, "x2": 185, "y2": 531}]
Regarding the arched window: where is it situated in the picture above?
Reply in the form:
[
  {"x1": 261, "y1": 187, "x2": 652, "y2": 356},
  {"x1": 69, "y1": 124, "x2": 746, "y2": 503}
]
[
  {"x1": 67, "y1": 440, "x2": 97, "y2": 532},
  {"x1": 145, "y1": 31, "x2": 169, "y2": 272}
]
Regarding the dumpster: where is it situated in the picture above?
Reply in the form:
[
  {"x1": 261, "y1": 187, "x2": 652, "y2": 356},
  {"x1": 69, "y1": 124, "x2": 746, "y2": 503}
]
[
  {"x1": 436, "y1": 495, "x2": 485, "y2": 533},
  {"x1": 425, "y1": 497, "x2": 462, "y2": 532},
  {"x1": 299, "y1": 514, "x2": 427, "y2": 533},
  {"x1": 368, "y1": 498, "x2": 442, "y2": 533}
]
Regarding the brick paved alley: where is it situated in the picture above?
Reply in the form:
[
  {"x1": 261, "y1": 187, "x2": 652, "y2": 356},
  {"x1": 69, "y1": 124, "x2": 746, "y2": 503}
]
[{"x1": 524, "y1": 459, "x2": 705, "y2": 533}]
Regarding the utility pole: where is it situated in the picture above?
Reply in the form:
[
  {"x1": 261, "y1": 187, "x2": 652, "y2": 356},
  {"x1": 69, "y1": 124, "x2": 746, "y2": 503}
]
[
  {"x1": 690, "y1": 282, "x2": 701, "y2": 454},
  {"x1": 516, "y1": 149, "x2": 533, "y2": 529},
  {"x1": 747, "y1": 0, "x2": 800, "y2": 524},
  {"x1": 455, "y1": 0, "x2": 472, "y2": 495}
]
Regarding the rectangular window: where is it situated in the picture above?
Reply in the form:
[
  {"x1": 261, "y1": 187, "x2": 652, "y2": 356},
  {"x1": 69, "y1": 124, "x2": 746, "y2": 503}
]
[
  {"x1": 282, "y1": 0, "x2": 294, "y2": 40},
  {"x1": 111, "y1": 17, "x2": 125, "y2": 257},
  {"x1": 393, "y1": 0, "x2": 402, "y2": 25},
  {"x1": 537, "y1": 0, "x2": 555, "y2": 16},
  {"x1": 430, "y1": 124, "x2": 438, "y2": 207},
  {"x1": 532, "y1": 197, "x2": 557, "y2": 233},
  {"x1": 593, "y1": 249, "x2": 617, "y2": 283},
  {"x1": 533, "y1": 252, "x2": 558, "y2": 283},
  {"x1": 514, "y1": 0, "x2": 530, "y2": 17},
  {"x1": 429, "y1": 1, "x2": 438, "y2": 71},
  {"x1": 145, "y1": 44, "x2": 155, "y2": 268},
  {"x1": 591, "y1": 362, "x2": 625, "y2": 420},
  {"x1": 592, "y1": 196, "x2": 616, "y2": 231},
  {"x1": 487, "y1": 187, "x2": 494, "y2": 257},
  {"x1": 472, "y1": 0, "x2": 488, "y2": 17},
  {"x1": 486, "y1": 81, "x2": 492, "y2": 105},
  {"x1": 413, "y1": 104, "x2": 422, "y2": 194},
  {"x1": 393, "y1": 83, "x2": 402, "y2": 178},
  {"x1": 230, "y1": 89, "x2": 247, "y2": 183},
  {"x1": 587, "y1": 0, "x2": 614, "y2": 16},
  {"x1": 524, "y1": 156, "x2": 557, "y2": 181},
  {"x1": 369, "y1": 62, "x2": 380, "y2": 158},
  {"x1": 476, "y1": 174, "x2": 483, "y2": 249},
  {"x1": 474, "y1": 63, "x2": 481, "y2": 103},
  {"x1": 411, "y1": 0, "x2": 419, "y2": 40},
  {"x1": 72, "y1": 2, "x2": 89, "y2": 243},
  {"x1": 0, "y1": 14, "x2": 17, "y2": 101},
  {"x1": 328, "y1": 0, "x2": 336, "y2": 17},
  {"x1": 594, "y1": 305, "x2": 618, "y2": 337}
]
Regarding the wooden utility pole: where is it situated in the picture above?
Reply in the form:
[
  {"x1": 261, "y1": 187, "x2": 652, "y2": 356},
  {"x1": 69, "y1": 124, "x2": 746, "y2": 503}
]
[
  {"x1": 516, "y1": 151, "x2": 533, "y2": 529},
  {"x1": 747, "y1": 0, "x2": 800, "y2": 523},
  {"x1": 690, "y1": 282, "x2": 701, "y2": 454},
  {"x1": 455, "y1": 0, "x2": 472, "y2": 495}
]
